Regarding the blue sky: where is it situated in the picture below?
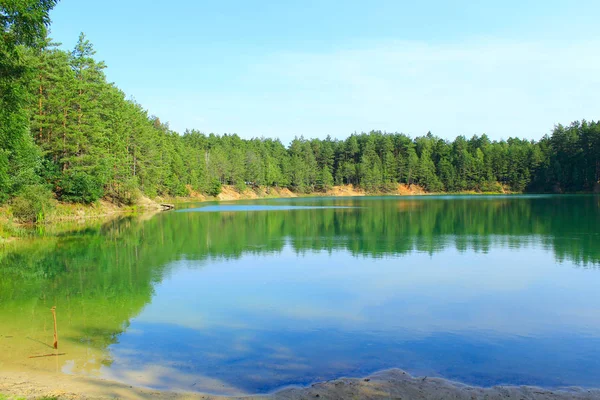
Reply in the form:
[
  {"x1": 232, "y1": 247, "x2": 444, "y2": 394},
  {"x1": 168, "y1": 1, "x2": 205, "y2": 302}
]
[{"x1": 49, "y1": 1, "x2": 600, "y2": 142}]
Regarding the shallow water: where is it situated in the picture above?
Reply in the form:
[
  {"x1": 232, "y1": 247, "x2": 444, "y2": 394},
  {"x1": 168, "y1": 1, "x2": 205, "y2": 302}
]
[{"x1": 2, "y1": 195, "x2": 600, "y2": 395}]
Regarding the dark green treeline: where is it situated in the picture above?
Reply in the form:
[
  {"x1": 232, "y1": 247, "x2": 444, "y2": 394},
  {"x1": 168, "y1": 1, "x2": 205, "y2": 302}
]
[{"x1": 2, "y1": 2, "x2": 600, "y2": 205}]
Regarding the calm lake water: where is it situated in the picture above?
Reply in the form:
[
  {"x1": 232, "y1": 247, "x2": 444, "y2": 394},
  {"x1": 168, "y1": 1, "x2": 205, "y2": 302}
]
[{"x1": 2, "y1": 195, "x2": 600, "y2": 395}]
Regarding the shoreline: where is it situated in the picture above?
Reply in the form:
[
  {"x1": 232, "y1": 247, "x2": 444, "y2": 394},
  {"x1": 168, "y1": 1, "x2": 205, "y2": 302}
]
[
  {"x1": 0, "y1": 183, "x2": 478, "y2": 240},
  {"x1": 3, "y1": 185, "x2": 594, "y2": 242},
  {"x1": 1, "y1": 367, "x2": 600, "y2": 400}
]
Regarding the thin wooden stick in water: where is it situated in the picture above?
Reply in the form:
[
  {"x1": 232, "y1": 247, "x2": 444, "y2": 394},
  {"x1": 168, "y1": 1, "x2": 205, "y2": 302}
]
[
  {"x1": 51, "y1": 306, "x2": 58, "y2": 349},
  {"x1": 28, "y1": 353, "x2": 66, "y2": 359}
]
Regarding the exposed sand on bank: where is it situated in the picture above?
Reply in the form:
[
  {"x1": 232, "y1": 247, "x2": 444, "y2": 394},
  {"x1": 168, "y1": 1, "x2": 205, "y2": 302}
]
[
  {"x1": 213, "y1": 184, "x2": 426, "y2": 201},
  {"x1": 323, "y1": 183, "x2": 427, "y2": 197},
  {"x1": 2, "y1": 367, "x2": 600, "y2": 400},
  {"x1": 217, "y1": 186, "x2": 261, "y2": 201},
  {"x1": 323, "y1": 184, "x2": 365, "y2": 197},
  {"x1": 216, "y1": 186, "x2": 298, "y2": 201}
]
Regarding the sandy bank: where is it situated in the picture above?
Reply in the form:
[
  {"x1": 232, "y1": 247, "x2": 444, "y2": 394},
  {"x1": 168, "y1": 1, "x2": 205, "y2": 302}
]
[
  {"x1": 2, "y1": 368, "x2": 599, "y2": 400},
  {"x1": 214, "y1": 186, "x2": 298, "y2": 201},
  {"x1": 214, "y1": 184, "x2": 428, "y2": 200},
  {"x1": 0, "y1": 183, "x2": 479, "y2": 234},
  {"x1": 171, "y1": 183, "x2": 429, "y2": 203}
]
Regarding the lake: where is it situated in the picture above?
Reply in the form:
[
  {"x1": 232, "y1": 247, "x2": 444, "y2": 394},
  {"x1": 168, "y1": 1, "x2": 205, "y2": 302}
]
[{"x1": 1, "y1": 195, "x2": 600, "y2": 396}]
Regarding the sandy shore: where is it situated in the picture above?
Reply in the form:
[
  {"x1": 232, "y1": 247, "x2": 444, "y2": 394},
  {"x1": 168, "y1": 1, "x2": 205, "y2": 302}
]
[{"x1": 2, "y1": 368, "x2": 600, "y2": 400}]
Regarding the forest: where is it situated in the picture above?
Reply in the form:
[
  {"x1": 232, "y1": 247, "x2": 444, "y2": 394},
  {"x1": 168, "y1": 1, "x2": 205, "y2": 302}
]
[{"x1": 2, "y1": 2, "x2": 600, "y2": 217}]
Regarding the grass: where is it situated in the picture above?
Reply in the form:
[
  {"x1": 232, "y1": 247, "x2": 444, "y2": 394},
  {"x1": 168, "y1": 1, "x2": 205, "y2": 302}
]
[
  {"x1": 0, "y1": 198, "x2": 148, "y2": 241},
  {"x1": 0, "y1": 208, "x2": 28, "y2": 240},
  {"x1": 0, "y1": 394, "x2": 26, "y2": 400}
]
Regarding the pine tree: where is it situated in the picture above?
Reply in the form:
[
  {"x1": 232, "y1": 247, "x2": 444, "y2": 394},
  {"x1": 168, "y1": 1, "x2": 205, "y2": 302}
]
[
  {"x1": 56, "y1": 33, "x2": 110, "y2": 203},
  {"x1": 0, "y1": 0, "x2": 57, "y2": 202},
  {"x1": 360, "y1": 138, "x2": 383, "y2": 192},
  {"x1": 417, "y1": 149, "x2": 442, "y2": 192}
]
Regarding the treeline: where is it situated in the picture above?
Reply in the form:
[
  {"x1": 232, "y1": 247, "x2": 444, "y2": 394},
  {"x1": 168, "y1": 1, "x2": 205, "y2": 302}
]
[{"x1": 2, "y1": 2, "x2": 600, "y2": 209}]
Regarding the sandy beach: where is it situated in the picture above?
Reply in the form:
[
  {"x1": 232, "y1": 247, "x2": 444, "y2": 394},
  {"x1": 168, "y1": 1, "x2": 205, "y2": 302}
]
[{"x1": 2, "y1": 367, "x2": 600, "y2": 400}]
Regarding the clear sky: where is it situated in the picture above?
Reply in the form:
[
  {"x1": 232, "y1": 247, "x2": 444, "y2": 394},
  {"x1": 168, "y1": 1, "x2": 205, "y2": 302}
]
[{"x1": 49, "y1": 1, "x2": 600, "y2": 143}]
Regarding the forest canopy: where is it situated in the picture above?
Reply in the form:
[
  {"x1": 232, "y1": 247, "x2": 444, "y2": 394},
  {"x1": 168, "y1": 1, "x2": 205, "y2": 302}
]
[{"x1": 1, "y1": 1, "x2": 599, "y2": 208}]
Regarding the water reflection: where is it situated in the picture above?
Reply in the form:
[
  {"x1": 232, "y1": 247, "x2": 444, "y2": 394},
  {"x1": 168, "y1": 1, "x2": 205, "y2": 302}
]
[{"x1": 1, "y1": 195, "x2": 600, "y2": 394}]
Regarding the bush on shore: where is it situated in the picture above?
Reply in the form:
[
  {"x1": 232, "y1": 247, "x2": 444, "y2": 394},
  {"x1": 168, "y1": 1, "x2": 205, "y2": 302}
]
[{"x1": 10, "y1": 185, "x2": 56, "y2": 223}]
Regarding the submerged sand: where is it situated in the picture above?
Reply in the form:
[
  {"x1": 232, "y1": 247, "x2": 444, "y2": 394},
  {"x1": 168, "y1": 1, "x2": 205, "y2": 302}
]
[{"x1": 2, "y1": 368, "x2": 600, "y2": 400}]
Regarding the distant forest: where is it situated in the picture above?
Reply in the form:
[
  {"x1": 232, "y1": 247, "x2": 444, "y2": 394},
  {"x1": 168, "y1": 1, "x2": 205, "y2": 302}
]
[{"x1": 2, "y1": 2, "x2": 600, "y2": 207}]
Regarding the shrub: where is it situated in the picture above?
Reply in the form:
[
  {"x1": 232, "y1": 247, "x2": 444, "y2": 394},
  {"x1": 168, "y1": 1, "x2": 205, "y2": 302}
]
[
  {"x1": 169, "y1": 181, "x2": 188, "y2": 197},
  {"x1": 381, "y1": 181, "x2": 397, "y2": 193},
  {"x1": 10, "y1": 185, "x2": 56, "y2": 223},
  {"x1": 122, "y1": 184, "x2": 142, "y2": 206},
  {"x1": 106, "y1": 177, "x2": 140, "y2": 206},
  {"x1": 480, "y1": 180, "x2": 504, "y2": 193},
  {"x1": 234, "y1": 180, "x2": 247, "y2": 193},
  {"x1": 59, "y1": 172, "x2": 104, "y2": 204},
  {"x1": 207, "y1": 178, "x2": 222, "y2": 197}
]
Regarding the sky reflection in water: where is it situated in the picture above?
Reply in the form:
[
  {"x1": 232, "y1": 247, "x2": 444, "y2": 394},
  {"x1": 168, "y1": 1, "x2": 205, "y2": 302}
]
[
  {"x1": 103, "y1": 197, "x2": 600, "y2": 394},
  {"x1": 3, "y1": 196, "x2": 600, "y2": 395},
  {"x1": 177, "y1": 204, "x2": 358, "y2": 212}
]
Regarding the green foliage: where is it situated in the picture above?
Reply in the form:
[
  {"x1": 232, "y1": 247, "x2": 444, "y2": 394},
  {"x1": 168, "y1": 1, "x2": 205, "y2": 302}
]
[
  {"x1": 480, "y1": 180, "x2": 504, "y2": 193},
  {"x1": 0, "y1": 394, "x2": 26, "y2": 400},
  {"x1": 316, "y1": 166, "x2": 334, "y2": 192},
  {"x1": 235, "y1": 180, "x2": 247, "y2": 193},
  {"x1": 59, "y1": 171, "x2": 103, "y2": 204},
  {"x1": 359, "y1": 137, "x2": 383, "y2": 192},
  {"x1": 0, "y1": 0, "x2": 56, "y2": 203},
  {"x1": 10, "y1": 184, "x2": 55, "y2": 223},
  {"x1": 1, "y1": 5, "x2": 599, "y2": 206},
  {"x1": 207, "y1": 178, "x2": 222, "y2": 197},
  {"x1": 105, "y1": 176, "x2": 140, "y2": 206},
  {"x1": 0, "y1": 1, "x2": 57, "y2": 48}
]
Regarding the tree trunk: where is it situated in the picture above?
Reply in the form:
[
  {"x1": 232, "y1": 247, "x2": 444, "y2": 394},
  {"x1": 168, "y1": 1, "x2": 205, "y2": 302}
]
[
  {"x1": 38, "y1": 80, "x2": 43, "y2": 142},
  {"x1": 62, "y1": 106, "x2": 67, "y2": 171}
]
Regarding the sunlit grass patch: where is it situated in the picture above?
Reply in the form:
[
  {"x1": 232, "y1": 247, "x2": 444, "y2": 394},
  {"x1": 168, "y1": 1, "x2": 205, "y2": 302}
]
[{"x1": 0, "y1": 393, "x2": 27, "y2": 400}]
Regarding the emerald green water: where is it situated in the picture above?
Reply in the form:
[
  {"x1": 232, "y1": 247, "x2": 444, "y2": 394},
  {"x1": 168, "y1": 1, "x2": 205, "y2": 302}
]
[{"x1": 1, "y1": 195, "x2": 600, "y2": 395}]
